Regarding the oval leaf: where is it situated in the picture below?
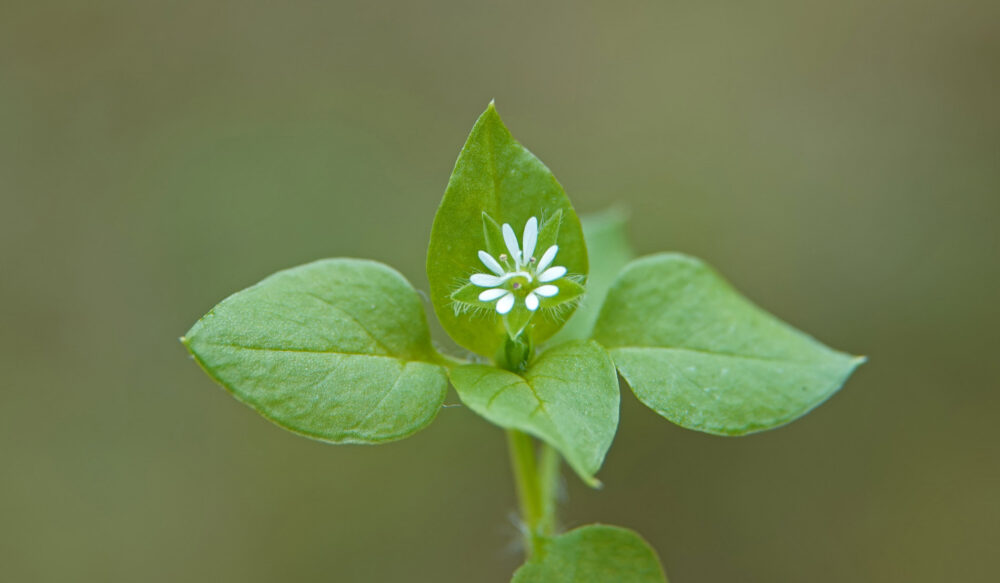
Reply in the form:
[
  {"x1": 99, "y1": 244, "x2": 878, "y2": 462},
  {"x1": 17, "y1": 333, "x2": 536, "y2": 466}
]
[
  {"x1": 449, "y1": 340, "x2": 619, "y2": 486},
  {"x1": 593, "y1": 253, "x2": 865, "y2": 436},
  {"x1": 427, "y1": 103, "x2": 588, "y2": 357},
  {"x1": 512, "y1": 524, "x2": 668, "y2": 583},
  {"x1": 182, "y1": 259, "x2": 449, "y2": 444}
]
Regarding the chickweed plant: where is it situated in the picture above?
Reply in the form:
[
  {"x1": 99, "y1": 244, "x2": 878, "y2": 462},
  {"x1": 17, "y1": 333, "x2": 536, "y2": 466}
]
[{"x1": 182, "y1": 103, "x2": 864, "y2": 582}]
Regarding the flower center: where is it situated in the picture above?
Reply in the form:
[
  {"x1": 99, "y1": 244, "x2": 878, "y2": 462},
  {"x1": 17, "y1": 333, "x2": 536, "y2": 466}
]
[{"x1": 509, "y1": 274, "x2": 532, "y2": 291}]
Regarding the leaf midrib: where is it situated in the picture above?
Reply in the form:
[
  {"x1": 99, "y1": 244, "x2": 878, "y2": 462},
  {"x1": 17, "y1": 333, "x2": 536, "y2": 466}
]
[
  {"x1": 472, "y1": 367, "x2": 576, "y2": 467},
  {"x1": 206, "y1": 342, "x2": 429, "y2": 362},
  {"x1": 302, "y1": 291, "x2": 393, "y2": 354},
  {"x1": 611, "y1": 345, "x2": 837, "y2": 366}
]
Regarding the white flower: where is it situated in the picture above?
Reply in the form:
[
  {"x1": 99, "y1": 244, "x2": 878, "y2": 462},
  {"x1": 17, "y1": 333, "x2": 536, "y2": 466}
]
[{"x1": 469, "y1": 216, "x2": 567, "y2": 315}]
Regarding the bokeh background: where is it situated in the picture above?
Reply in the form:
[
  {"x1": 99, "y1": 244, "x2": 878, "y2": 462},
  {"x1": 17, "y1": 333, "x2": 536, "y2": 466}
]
[{"x1": 2, "y1": 1, "x2": 998, "y2": 581}]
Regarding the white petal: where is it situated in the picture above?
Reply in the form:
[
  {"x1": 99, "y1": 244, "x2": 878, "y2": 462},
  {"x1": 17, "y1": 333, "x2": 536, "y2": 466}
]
[
  {"x1": 536, "y1": 245, "x2": 558, "y2": 272},
  {"x1": 538, "y1": 266, "x2": 567, "y2": 282},
  {"x1": 470, "y1": 273, "x2": 505, "y2": 287},
  {"x1": 525, "y1": 292, "x2": 539, "y2": 311},
  {"x1": 478, "y1": 250, "x2": 505, "y2": 276},
  {"x1": 495, "y1": 292, "x2": 515, "y2": 314},
  {"x1": 478, "y1": 288, "x2": 507, "y2": 302},
  {"x1": 522, "y1": 217, "x2": 538, "y2": 263},
  {"x1": 502, "y1": 223, "x2": 523, "y2": 265},
  {"x1": 534, "y1": 284, "x2": 559, "y2": 297}
]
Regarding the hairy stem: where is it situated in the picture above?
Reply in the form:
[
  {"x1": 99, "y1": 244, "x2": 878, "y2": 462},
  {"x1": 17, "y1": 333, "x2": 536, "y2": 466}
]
[
  {"x1": 500, "y1": 336, "x2": 560, "y2": 558},
  {"x1": 507, "y1": 430, "x2": 561, "y2": 557},
  {"x1": 507, "y1": 429, "x2": 541, "y2": 546}
]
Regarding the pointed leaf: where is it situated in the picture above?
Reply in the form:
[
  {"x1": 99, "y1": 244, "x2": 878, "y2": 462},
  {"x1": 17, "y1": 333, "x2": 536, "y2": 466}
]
[
  {"x1": 449, "y1": 340, "x2": 619, "y2": 486},
  {"x1": 593, "y1": 253, "x2": 865, "y2": 435},
  {"x1": 512, "y1": 524, "x2": 668, "y2": 583},
  {"x1": 428, "y1": 103, "x2": 587, "y2": 357},
  {"x1": 183, "y1": 259, "x2": 449, "y2": 444}
]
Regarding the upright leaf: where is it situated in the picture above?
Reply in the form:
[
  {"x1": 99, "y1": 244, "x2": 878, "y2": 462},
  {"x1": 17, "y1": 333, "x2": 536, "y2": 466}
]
[
  {"x1": 427, "y1": 103, "x2": 588, "y2": 358},
  {"x1": 512, "y1": 524, "x2": 668, "y2": 583},
  {"x1": 449, "y1": 341, "x2": 619, "y2": 486},
  {"x1": 550, "y1": 207, "x2": 634, "y2": 343},
  {"x1": 593, "y1": 253, "x2": 864, "y2": 435},
  {"x1": 183, "y1": 259, "x2": 449, "y2": 444}
]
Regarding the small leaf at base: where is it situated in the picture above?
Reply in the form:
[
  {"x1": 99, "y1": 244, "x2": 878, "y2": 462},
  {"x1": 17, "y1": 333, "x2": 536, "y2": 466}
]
[{"x1": 512, "y1": 524, "x2": 668, "y2": 583}]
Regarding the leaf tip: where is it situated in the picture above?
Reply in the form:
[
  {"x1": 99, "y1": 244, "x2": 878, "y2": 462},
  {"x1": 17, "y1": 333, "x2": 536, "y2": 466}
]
[{"x1": 481, "y1": 100, "x2": 504, "y2": 125}]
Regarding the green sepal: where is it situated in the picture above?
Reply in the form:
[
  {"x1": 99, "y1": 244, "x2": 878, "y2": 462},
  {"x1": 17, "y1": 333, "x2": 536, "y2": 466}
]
[
  {"x1": 504, "y1": 304, "x2": 535, "y2": 339},
  {"x1": 538, "y1": 278, "x2": 584, "y2": 311},
  {"x1": 451, "y1": 282, "x2": 486, "y2": 310},
  {"x1": 481, "y1": 210, "x2": 562, "y2": 264}
]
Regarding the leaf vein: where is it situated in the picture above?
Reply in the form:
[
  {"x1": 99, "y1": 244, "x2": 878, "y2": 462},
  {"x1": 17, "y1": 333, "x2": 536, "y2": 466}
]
[
  {"x1": 207, "y1": 342, "x2": 402, "y2": 360},
  {"x1": 615, "y1": 345, "x2": 822, "y2": 365},
  {"x1": 485, "y1": 379, "x2": 526, "y2": 408},
  {"x1": 349, "y1": 363, "x2": 409, "y2": 431},
  {"x1": 301, "y1": 291, "x2": 393, "y2": 354}
]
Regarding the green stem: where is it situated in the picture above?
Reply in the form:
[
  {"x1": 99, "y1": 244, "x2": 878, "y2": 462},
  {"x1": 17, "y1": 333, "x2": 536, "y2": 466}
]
[
  {"x1": 507, "y1": 429, "x2": 541, "y2": 552},
  {"x1": 501, "y1": 336, "x2": 560, "y2": 558},
  {"x1": 507, "y1": 430, "x2": 561, "y2": 557},
  {"x1": 537, "y1": 442, "x2": 560, "y2": 537}
]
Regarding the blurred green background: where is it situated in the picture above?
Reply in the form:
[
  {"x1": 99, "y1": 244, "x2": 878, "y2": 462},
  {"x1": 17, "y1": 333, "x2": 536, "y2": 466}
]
[{"x1": 2, "y1": 1, "x2": 997, "y2": 581}]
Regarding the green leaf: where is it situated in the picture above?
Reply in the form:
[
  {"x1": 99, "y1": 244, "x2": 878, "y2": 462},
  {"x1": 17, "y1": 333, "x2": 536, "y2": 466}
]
[
  {"x1": 182, "y1": 259, "x2": 449, "y2": 444},
  {"x1": 551, "y1": 207, "x2": 634, "y2": 343},
  {"x1": 449, "y1": 340, "x2": 619, "y2": 486},
  {"x1": 427, "y1": 102, "x2": 588, "y2": 358},
  {"x1": 512, "y1": 524, "x2": 668, "y2": 583},
  {"x1": 593, "y1": 253, "x2": 865, "y2": 436}
]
